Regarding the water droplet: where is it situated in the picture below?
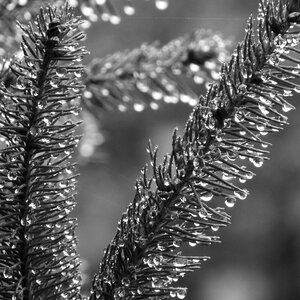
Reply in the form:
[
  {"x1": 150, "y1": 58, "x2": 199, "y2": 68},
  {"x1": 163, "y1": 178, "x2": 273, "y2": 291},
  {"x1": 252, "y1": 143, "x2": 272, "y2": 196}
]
[
  {"x1": 50, "y1": 78, "x2": 59, "y2": 88},
  {"x1": 7, "y1": 171, "x2": 17, "y2": 181},
  {"x1": 110, "y1": 15, "x2": 121, "y2": 25},
  {"x1": 249, "y1": 157, "x2": 264, "y2": 168},
  {"x1": 234, "y1": 189, "x2": 248, "y2": 200},
  {"x1": 258, "y1": 104, "x2": 269, "y2": 115},
  {"x1": 118, "y1": 104, "x2": 127, "y2": 112},
  {"x1": 3, "y1": 267, "x2": 13, "y2": 279},
  {"x1": 56, "y1": 67, "x2": 67, "y2": 77},
  {"x1": 124, "y1": 5, "x2": 135, "y2": 15},
  {"x1": 283, "y1": 89, "x2": 293, "y2": 97},
  {"x1": 256, "y1": 123, "x2": 266, "y2": 131},
  {"x1": 198, "y1": 209, "x2": 207, "y2": 218},
  {"x1": 200, "y1": 192, "x2": 213, "y2": 202},
  {"x1": 29, "y1": 126, "x2": 38, "y2": 137},
  {"x1": 173, "y1": 239, "x2": 181, "y2": 248},
  {"x1": 66, "y1": 234, "x2": 73, "y2": 240},
  {"x1": 157, "y1": 241, "x2": 167, "y2": 251},
  {"x1": 150, "y1": 101, "x2": 159, "y2": 110},
  {"x1": 29, "y1": 199, "x2": 40, "y2": 209},
  {"x1": 189, "y1": 241, "x2": 197, "y2": 247},
  {"x1": 211, "y1": 225, "x2": 219, "y2": 232},
  {"x1": 133, "y1": 103, "x2": 145, "y2": 112},
  {"x1": 155, "y1": 0, "x2": 169, "y2": 10},
  {"x1": 177, "y1": 288, "x2": 186, "y2": 299},
  {"x1": 16, "y1": 77, "x2": 25, "y2": 89},
  {"x1": 225, "y1": 196, "x2": 236, "y2": 208},
  {"x1": 74, "y1": 70, "x2": 82, "y2": 78},
  {"x1": 121, "y1": 277, "x2": 130, "y2": 287},
  {"x1": 170, "y1": 290, "x2": 177, "y2": 298},
  {"x1": 222, "y1": 172, "x2": 234, "y2": 181},
  {"x1": 282, "y1": 102, "x2": 294, "y2": 112}
]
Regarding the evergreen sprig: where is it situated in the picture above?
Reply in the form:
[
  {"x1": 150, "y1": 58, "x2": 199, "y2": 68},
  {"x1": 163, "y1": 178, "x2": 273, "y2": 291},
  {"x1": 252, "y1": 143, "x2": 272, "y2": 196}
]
[
  {"x1": 83, "y1": 29, "x2": 231, "y2": 113},
  {"x1": 90, "y1": 0, "x2": 300, "y2": 299},
  {"x1": 0, "y1": 4, "x2": 88, "y2": 299}
]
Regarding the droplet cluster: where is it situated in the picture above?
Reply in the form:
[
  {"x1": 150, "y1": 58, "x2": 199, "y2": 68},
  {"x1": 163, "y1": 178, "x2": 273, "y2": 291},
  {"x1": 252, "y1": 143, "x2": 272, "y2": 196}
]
[
  {"x1": 0, "y1": 4, "x2": 87, "y2": 298},
  {"x1": 90, "y1": 1, "x2": 300, "y2": 299},
  {"x1": 83, "y1": 29, "x2": 231, "y2": 113},
  {"x1": 74, "y1": 0, "x2": 170, "y2": 25}
]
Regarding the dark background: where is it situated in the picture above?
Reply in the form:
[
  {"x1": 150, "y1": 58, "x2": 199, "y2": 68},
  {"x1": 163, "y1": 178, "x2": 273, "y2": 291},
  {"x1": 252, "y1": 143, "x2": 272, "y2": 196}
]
[{"x1": 73, "y1": 0, "x2": 300, "y2": 298}]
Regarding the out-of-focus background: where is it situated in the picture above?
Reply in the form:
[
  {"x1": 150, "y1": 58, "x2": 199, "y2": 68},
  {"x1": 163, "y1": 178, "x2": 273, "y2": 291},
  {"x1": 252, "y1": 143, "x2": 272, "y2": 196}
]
[{"x1": 74, "y1": 0, "x2": 300, "y2": 298}]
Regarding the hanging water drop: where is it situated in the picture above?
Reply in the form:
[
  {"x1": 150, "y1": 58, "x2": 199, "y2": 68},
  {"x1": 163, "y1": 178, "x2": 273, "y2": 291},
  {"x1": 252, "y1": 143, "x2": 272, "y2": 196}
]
[
  {"x1": 16, "y1": 77, "x2": 25, "y2": 89},
  {"x1": 234, "y1": 189, "x2": 248, "y2": 200},
  {"x1": 157, "y1": 241, "x2": 167, "y2": 251},
  {"x1": 29, "y1": 126, "x2": 38, "y2": 137},
  {"x1": 225, "y1": 196, "x2": 236, "y2": 208},
  {"x1": 56, "y1": 67, "x2": 67, "y2": 77},
  {"x1": 249, "y1": 157, "x2": 264, "y2": 168},
  {"x1": 7, "y1": 171, "x2": 17, "y2": 181},
  {"x1": 176, "y1": 288, "x2": 187, "y2": 299},
  {"x1": 3, "y1": 267, "x2": 13, "y2": 279},
  {"x1": 282, "y1": 102, "x2": 294, "y2": 112},
  {"x1": 258, "y1": 104, "x2": 269, "y2": 115},
  {"x1": 155, "y1": 0, "x2": 169, "y2": 10},
  {"x1": 188, "y1": 241, "x2": 197, "y2": 247},
  {"x1": 50, "y1": 78, "x2": 59, "y2": 88},
  {"x1": 200, "y1": 192, "x2": 213, "y2": 202},
  {"x1": 110, "y1": 15, "x2": 121, "y2": 25},
  {"x1": 124, "y1": 4, "x2": 135, "y2": 15},
  {"x1": 170, "y1": 290, "x2": 177, "y2": 298},
  {"x1": 211, "y1": 225, "x2": 219, "y2": 232},
  {"x1": 150, "y1": 101, "x2": 159, "y2": 110},
  {"x1": 133, "y1": 103, "x2": 145, "y2": 112},
  {"x1": 74, "y1": 70, "x2": 82, "y2": 78},
  {"x1": 256, "y1": 123, "x2": 266, "y2": 132}
]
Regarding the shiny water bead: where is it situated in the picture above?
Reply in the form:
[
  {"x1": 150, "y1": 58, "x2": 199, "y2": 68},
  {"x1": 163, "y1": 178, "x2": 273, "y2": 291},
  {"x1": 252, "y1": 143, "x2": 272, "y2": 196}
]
[
  {"x1": 121, "y1": 277, "x2": 130, "y2": 287},
  {"x1": 188, "y1": 241, "x2": 197, "y2": 247},
  {"x1": 133, "y1": 103, "x2": 145, "y2": 112},
  {"x1": 118, "y1": 104, "x2": 127, "y2": 112},
  {"x1": 170, "y1": 290, "x2": 177, "y2": 298},
  {"x1": 234, "y1": 189, "x2": 248, "y2": 200},
  {"x1": 173, "y1": 239, "x2": 181, "y2": 248},
  {"x1": 16, "y1": 77, "x2": 26, "y2": 89},
  {"x1": 222, "y1": 172, "x2": 234, "y2": 181},
  {"x1": 176, "y1": 288, "x2": 187, "y2": 299},
  {"x1": 200, "y1": 192, "x2": 213, "y2": 202},
  {"x1": 29, "y1": 199, "x2": 40, "y2": 209},
  {"x1": 157, "y1": 241, "x2": 167, "y2": 251},
  {"x1": 50, "y1": 78, "x2": 60, "y2": 88},
  {"x1": 3, "y1": 267, "x2": 13, "y2": 279},
  {"x1": 256, "y1": 122, "x2": 266, "y2": 132},
  {"x1": 29, "y1": 126, "x2": 38, "y2": 137},
  {"x1": 150, "y1": 101, "x2": 159, "y2": 110},
  {"x1": 282, "y1": 102, "x2": 294, "y2": 112},
  {"x1": 155, "y1": 0, "x2": 169, "y2": 10},
  {"x1": 239, "y1": 175, "x2": 247, "y2": 183},
  {"x1": 74, "y1": 70, "x2": 82, "y2": 78},
  {"x1": 225, "y1": 196, "x2": 236, "y2": 208},
  {"x1": 109, "y1": 15, "x2": 121, "y2": 25},
  {"x1": 7, "y1": 171, "x2": 18, "y2": 181},
  {"x1": 211, "y1": 225, "x2": 219, "y2": 232},
  {"x1": 249, "y1": 157, "x2": 264, "y2": 168},
  {"x1": 124, "y1": 4, "x2": 135, "y2": 15},
  {"x1": 56, "y1": 67, "x2": 67, "y2": 77},
  {"x1": 258, "y1": 104, "x2": 269, "y2": 115}
]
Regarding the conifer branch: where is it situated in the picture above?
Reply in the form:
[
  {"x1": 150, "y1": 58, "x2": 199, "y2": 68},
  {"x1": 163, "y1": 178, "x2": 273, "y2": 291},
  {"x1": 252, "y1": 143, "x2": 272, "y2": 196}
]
[
  {"x1": 90, "y1": 1, "x2": 300, "y2": 299},
  {"x1": 0, "y1": 4, "x2": 88, "y2": 299},
  {"x1": 83, "y1": 30, "x2": 231, "y2": 113}
]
